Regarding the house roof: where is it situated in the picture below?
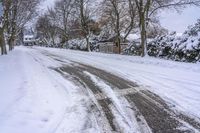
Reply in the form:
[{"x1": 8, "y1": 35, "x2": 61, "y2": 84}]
[
  {"x1": 99, "y1": 35, "x2": 129, "y2": 43},
  {"x1": 24, "y1": 35, "x2": 34, "y2": 38}
]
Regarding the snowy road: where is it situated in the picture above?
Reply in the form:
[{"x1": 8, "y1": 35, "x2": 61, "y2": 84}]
[{"x1": 1, "y1": 46, "x2": 200, "y2": 133}]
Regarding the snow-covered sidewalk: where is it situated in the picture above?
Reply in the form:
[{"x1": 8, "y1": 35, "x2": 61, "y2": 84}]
[
  {"x1": 0, "y1": 47, "x2": 98, "y2": 133},
  {"x1": 36, "y1": 46, "x2": 200, "y2": 119}
]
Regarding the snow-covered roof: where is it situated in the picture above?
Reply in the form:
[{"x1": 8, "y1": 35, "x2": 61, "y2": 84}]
[
  {"x1": 24, "y1": 35, "x2": 34, "y2": 38},
  {"x1": 121, "y1": 33, "x2": 140, "y2": 42}
]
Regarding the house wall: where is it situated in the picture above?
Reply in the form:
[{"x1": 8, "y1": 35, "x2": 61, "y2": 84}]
[
  {"x1": 23, "y1": 36, "x2": 36, "y2": 46},
  {"x1": 99, "y1": 42, "x2": 114, "y2": 53},
  {"x1": 99, "y1": 42, "x2": 128, "y2": 54}
]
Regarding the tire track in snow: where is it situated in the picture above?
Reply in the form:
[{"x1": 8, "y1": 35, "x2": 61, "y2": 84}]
[
  {"x1": 53, "y1": 64, "x2": 150, "y2": 133},
  {"x1": 54, "y1": 67, "x2": 116, "y2": 132},
  {"x1": 41, "y1": 49, "x2": 200, "y2": 133}
]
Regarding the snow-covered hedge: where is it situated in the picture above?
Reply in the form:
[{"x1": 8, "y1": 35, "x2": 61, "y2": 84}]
[
  {"x1": 125, "y1": 19, "x2": 200, "y2": 63},
  {"x1": 123, "y1": 40, "x2": 142, "y2": 56},
  {"x1": 148, "y1": 33, "x2": 200, "y2": 62},
  {"x1": 68, "y1": 39, "x2": 87, "y2": 51},
  {"x1": 67, "y1": 36, "x2": 100, "y2": 51}
]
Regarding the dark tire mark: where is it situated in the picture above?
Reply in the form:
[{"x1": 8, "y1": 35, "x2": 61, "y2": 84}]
[
  {"x1": 126, "y1": 94, "x2": 184, "y2": 133},
  {"x1": 75, "y1": 63, "x2": 200, "y2": 132},
  {"x1": 143, "y1": 90, "x2": 200, "y2": 131},
  {"x1": 178, "y1": 113, "x2": 200, "y2": 131},
  {"x1": 60, "y1": 66, "x2": 102, "y2": 94},
  {"x1": 76, "y1": 63, "x2": 138, "y2": 89},
  {"x1": 98, "y1": 99, "x2": 118, "y2": 132},
  {"x1": 45, "y1": 51, "x2": 200, "y2": 133},
  {"x1": 53, "y1": 66, "x2": 119, "y2": 132}
]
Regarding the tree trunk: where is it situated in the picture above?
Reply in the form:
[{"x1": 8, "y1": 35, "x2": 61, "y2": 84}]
[
  {"x1": 116, "y1": 11, "x2": 121, "y2": 54},
  {"x1": 79, "y1": 0, "x2": 90, "y2": 52},
  {"x1": 8, "y1": 37, "x2": 12, "y2": 51},
  {"x1": 86, "y1": 36, "x2": 90, "y2": 52},
  {"x1": 8, "y1": 36, "x2": 15, "y2": 51},
  {"x1": 0, "y1": 28, "x2": 7, "y2": 55},
  {"x1": 8, "y1": 2, "x2": 17, "y2": 51},
  {"x1": 8, "y1": 34, "x2": 14, "y2": 51},
  {"x1": 52, "y1": 38, "x2": 55, "y2": 46},
  {"x1": 116, "y1": 34, "x2": 121, "y2": 54},
  {"x1": 140, "y1": 12, "x2": 147, "y2": 57}
]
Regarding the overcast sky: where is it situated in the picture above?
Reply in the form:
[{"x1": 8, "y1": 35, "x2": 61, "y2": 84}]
[
  {"x1": 160, "y1": 6, "x2": 200, "y2": 33},
  {"x1": 40, "y1": 0, "x2": 200, "y2": 33},
  {"x1": 39, "y1": 0, "x2": 56, "y2": 13}
]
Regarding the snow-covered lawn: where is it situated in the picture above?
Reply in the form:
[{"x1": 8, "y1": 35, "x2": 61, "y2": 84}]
[
  {"x1": 0, "y1": 47, "x2": 97, "y2": 133},
  {"x1": 35, "y1": 46, "x2": 200, "y2": 119}
]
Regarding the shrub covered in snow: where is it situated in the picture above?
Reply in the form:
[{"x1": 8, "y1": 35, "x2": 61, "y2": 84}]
[
  {"x1": 67, "y1": 35, "x2": 100, "y2": 51},
  {"x1": 124, "y1": 41, "x2": 142, "y2": 56},
  {"x1": 68, "y1": 39, "x2": 87, "y2": 51},
  {"x1": 148, "y1": 30, "x2": 200, "y2": 63},
  {"x1": 125, "y1": 19, "x2": 200, "y2": 63}
]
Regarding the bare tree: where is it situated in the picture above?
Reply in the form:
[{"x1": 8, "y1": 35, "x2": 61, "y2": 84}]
[
  {"x1": 134, "y1": 0, "x2": 151, "y2": 57},
  {"x1": 0, "y1": 0, "x2": 40, "y2": 54},
  {"x1": 36, "y1": 12, "x2": 59, "y2": 46},
  {"x1": 107, "y1": 0, "x2": 122, "y2": 54},
  {"x1": 7, "y1": 0, "x2": 17, "y2": 51},
  {"x1": 0, "y1": 0, "x2": 10, "y2": 55},
  {"x1": 54, "y1": 0, "x2": 74, "y2": 47},
  {"x1": 74, "y1": 0, "x2": 93, "y2": 51},
  {"x1": 11, "y1": 0, "x2": 39, "y2": 50},
  {"x1": 100, "y1": 0, "x2": 137, "y2": 53},
  {"x1": 123, "y1": 0, "x2": 137, "y2": 42}
]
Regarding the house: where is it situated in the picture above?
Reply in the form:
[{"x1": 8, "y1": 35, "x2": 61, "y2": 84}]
[
  {"x1": 98, "y1": 36, "x2": 129, "y2": 54},
  {"x1": 99, "y1": 42, "x2": 129, "y2": 54},
  {"x1": 23, "y1": 29, "x2": 36, "y2": 46},
  {"x1": 23, "y1": 35, "x2": 36, "y2": 46}
]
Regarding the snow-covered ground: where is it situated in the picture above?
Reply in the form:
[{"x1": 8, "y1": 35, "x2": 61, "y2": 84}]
[
  {"x1": 1, "y1": 46, "x2": 200, "y2": 132},
  {"x1": 0, "y1": 47, "x2": 98, "y2": 133},
  {"x1": 35, "y1": 46, "x2": 200, "y2": 119}
]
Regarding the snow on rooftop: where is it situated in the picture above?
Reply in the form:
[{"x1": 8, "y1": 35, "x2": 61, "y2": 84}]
[{"x1": 24, "y1": 35, "x2": 34, "y2": 38}]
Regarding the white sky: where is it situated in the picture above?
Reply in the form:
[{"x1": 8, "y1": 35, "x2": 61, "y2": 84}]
[
  {"x1": 39, "y1": 0, "x2": 56, "y2": 13},
  {"x1": 40, "y1": 0, "x2": 200, "y2": 33},
  {"x1": 160, "y1": 6, "x2": 200, "y2": 33}
]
